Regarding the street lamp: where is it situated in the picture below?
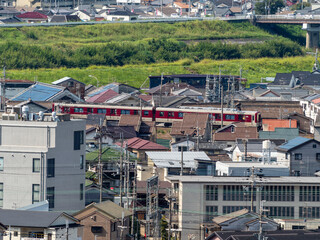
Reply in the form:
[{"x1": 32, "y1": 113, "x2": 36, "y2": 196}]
[{"x1": 89, "y1": 75, "x2": 99, "y2": 87}]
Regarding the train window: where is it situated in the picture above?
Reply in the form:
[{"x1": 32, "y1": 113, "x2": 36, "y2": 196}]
[
  {"x1": 74, "y1": 108, "x2": 84, "y2": 113},
  {"x1": 238, "y1": 115, "x2": 245, "y2": 121},
  {"x1": 178, "y1": 112, "x2": 183, "y2": 118},
  {"x1": 121, "y1": 110, "x2": 130, "y2": 115},
  {"x1": 110, "y1": 109, "x2": 115, "y2": 115},
  {"x1": 252, "y1": 115, "x2": 255, "y2": 121},
  {"x1": 134, "y1": 110, "x2": 139, "y2": 115},
  {"x1": 97, "y1": 109, "x2": 106, "y2": 114},
  {"x1": 144, "y1": 111, "x2": 149, "y2": 116},
  {"x1": 168, "y1": 112, "x2": 174, "y2": 117},
  {"x1": 159, "y1": 112, "x2": 164, "y2": 117},
  {"x1": 215, "y1": 114, "x2": 221, "y2": 119},
  {"x1": 87, "y1": 108, "x2": 93, "y2": 113},
  {"x1": 64, "y1": 107, "x2": 70, "y2": 113},
  {"x1": 226, "y1": 115, "x2": 235, "y2": 120}
]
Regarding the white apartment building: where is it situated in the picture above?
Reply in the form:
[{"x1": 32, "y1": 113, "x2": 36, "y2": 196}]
[
  {"x1": 0, "y1": 116, "x2": 86, "y2": 213},
  {"x1": 166, "y1": 175, "x2": 320, "y2": 240}
]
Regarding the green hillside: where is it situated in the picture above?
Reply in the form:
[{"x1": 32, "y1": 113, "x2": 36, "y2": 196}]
[{"x1": 7, "y1": 56, "x2": 314, "y2": 88}]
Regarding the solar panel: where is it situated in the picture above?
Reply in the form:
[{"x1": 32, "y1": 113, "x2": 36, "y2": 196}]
[
  {"x1": 88, "y1": 84, "x2": 116, "y2": 97},
  {"x1": 12, "y1": 84, "x2": 61, "y2": 101}
]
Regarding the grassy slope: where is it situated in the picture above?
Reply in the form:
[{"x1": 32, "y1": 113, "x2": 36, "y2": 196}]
[
  {"x1": 1, "y1": 21, "x2": 272, "y2": 46},
  {"x1": 2, "y1": 21, "x2": 310, "y2": 86},
  {"x1": 7, "y1": 56, "x2": 314, "y2": 88}
]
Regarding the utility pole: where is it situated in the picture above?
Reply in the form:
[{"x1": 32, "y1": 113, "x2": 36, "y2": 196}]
[
  {"x1": 118, "y1": 211, "x2": 127, "y2": 240},
  {"x1": 167, "y1": 189, "x2": 172, "y2": 240},
  {"x1": 180, "y1": 148, "x2": 184, "y2": 176},
  {"x1": 231, "y1": 76, "x2": 235, "y2": 109},
  {"x1": 1, "y1": 59, "x2": 6, "y2": 112},
  {"x1": 186, "y1": 134, "x2": 189, "y2": 151},
  {"x1": 227, "y1": 77, "x2": 231, "y2": 108},
  {"x1": 159, "y1": 73, "x2": 164, "y2": 107},
  {"x1": 250, "y1": 166, "x2": 256, "y2": 213},
  {"x1": 131, "y1": 160, "x2": 137, "y2": 238},
  {"x1": 96, "y1": 125, "x2": 103, "y2": 203},
  {"x1": 120, "y1": 132, "x2": 124, "y2": 207},
  {"x1": 258, "y1": 200, "x2": 268, "y2": 240},
  {"x1": 126, "y1": 143, "x2": 130, "y2": 209},
  {"x1": 220, "y1": 86, "x2": 224, "y2": 128},
  {"x1": 196, "y1": 126, "x2": 200, "y2": 151}
]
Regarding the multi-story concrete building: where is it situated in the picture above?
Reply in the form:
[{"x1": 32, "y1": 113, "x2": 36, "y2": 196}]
[
  {"x1": 166, "y1": 175, "x2": 320, "y2": 240},
  {"x1": 0, "y1": 114, "x2": 86, "y2": 212}
]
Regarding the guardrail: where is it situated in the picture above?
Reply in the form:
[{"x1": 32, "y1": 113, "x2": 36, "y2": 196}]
[{"x1": 0, "y1": 15, "x2": 248, "y2": 28}]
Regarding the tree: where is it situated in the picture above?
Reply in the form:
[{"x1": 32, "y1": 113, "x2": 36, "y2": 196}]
[
  {"x1": 160, "y1": 215, "x2": 168, "y2": 240},
  {"x1": 291, "y1": 2, "x2": 311, "y2": 10},
  {"x1": 255, "y1": 0, "x2": 285, "y2": 15}
]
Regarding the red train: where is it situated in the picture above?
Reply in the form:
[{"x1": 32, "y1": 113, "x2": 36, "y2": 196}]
[{"x1": 53, "y1": 103, "x2": 261, "y2": 127}]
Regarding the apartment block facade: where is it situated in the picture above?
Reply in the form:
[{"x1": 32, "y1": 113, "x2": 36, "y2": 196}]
[
  {"x1": 0, "y1": 118, "x2": 86, "y2": 212},
  {"x1": 166, "y1": 176, "x2": 320, "y2": 240}
]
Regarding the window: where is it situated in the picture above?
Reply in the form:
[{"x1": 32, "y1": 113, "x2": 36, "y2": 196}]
[
  {"x1": 205, "y1": 185, "x2": 218, "y2": 201},
  {"x1": 87, "y1": 108, "x2": 93, "y2": 113},
  {"x1": 314, "y1": 144, "x2": 317, "y2": 148},
  {"x1": 48, "y1": 233, "x2": 52, "y2": 240},
  {"x1": 121, "y1": 110, "x2": 130, "y2": 115},
  {"x1": 134, "y1": 110, "x2": 139, "y2": 115},
  {"x1": 143, "y1": 111, "x2": 149, "y2": 116},
  {"x1": 47, "y1": 158, "x2": 55, "y2": 178},
  {"x1": 317, "y1": 153, "x2": 320, "y2": 161},
  {"x1": 68, "y1": 81, "x2": 74, "y2": 87},
  {"x1": 168, "y1": 112, "x2": 174, "y2": 117},
  {"x1": 205, "y1": 206, "x2": 218, "y2": 222},
  {"x1": 80, "y1": 155, "x2": 84, "y2": 169},
  {"x1": 159, "y1": 111, "x2": 164, "y2": 117},
  {"x1": 47, "y1": 187, "x2": 55, "y2": 209},
  {"x1": 110, "y1": 109, "x2": 115, "y2": 115},
  {"x1": 178, "y1": 112, "x2": 183, "y2": 118},
  {"x1": 178, "y1": 146, "x2": 187, "y2": 152},
  {"x1": 295, "y1": 153, "x2": 302, "y2": 160},
  {"x1": 14, "y1": 232, "x2": 18, "y2": 237},
  {"x1": 33, "y1": 158, "x2": 40, "y2": 173},
  {"x1": 74, "y1": 108, "x2": 84, "y2": 113},
  {"x1": 74, "y1": 131, "x2": 84, "y2": 150},
  {"x1": 0, "y1": 183, "x2": 3, "y2": 207},
  {"x1": 215, "y1": 114, "x2": 221, "y2": 119},
  {"x1": 0, "y1": 157, "x2": 3, "y2": 171},
  {"x1": 97, "y1": 109, "x2": 106, "y2": 114},
  {"x1": 80, "y1": 183, "x2": 83, "y2": 200},
  {"x1": 32, "y1": 184, "x2": 40, "y2": 204},
  {"x1": 112, "y1": 222, "x2": 116, "y2": 231},
  {"x1": 225, "y1": 115, "x2": 235, "y2": 120}
]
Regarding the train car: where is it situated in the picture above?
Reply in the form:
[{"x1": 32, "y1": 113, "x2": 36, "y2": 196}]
[
  {"x1": 155, "y1": 106, "x2": 261, "y2": 127},
  {"x1": 53, "y1": 103, "x2": 261, "y2": 127},
  {"x1": 53, "y1": 103, "x2": 154, "y2": 121}
]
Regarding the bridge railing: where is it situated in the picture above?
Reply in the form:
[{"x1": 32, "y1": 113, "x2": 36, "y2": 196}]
[{"x1": 256, "y1": 14, "x2": 320, "y2": 21}]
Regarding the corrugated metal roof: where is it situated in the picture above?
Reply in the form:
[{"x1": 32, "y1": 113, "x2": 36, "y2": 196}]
[
  {"x1": 277, "y1": 137, "x2": 311, "y2": 151},
  {"x1": 88, "y1": 84, "x2": 117, "y2": 97},
  {"x1": 11, "y1": 83, "x2": 63, "y2": 101},
  {"x1": 52, "y1": 76, "x2": 84, "y2": 85},
  {"x1": 106, "y1": 93, "x2": 131, "y2": 103},
  {"x1": 86, "y1": 89, "x2": 119, "y2": 103},
  {"x1": 146, "y1": 151, "x2": 210, "y2": 168},
  {"x1": 0, "y1": 209, "x2": 76, "y2": 227}
]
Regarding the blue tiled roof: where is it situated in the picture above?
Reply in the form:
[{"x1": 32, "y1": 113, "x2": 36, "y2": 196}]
[
  {"x1": 12, "y1": 84, "x2": 62, "y2": 101},
  {"x1": 277, "y1": 137, "x2": 311, "y2": 151},
  {"x1": 88, "y1": 84, "x2": 117, "y2": 97}
]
